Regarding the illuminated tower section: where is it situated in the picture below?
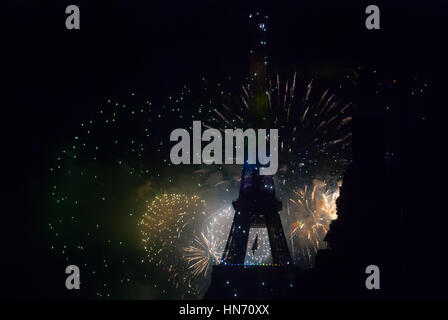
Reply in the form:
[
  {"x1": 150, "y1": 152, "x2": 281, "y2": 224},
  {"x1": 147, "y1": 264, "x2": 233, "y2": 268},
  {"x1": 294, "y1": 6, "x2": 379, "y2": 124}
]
[{"x1": 248, "y1": 13, "x2": 270, "y2": 128}]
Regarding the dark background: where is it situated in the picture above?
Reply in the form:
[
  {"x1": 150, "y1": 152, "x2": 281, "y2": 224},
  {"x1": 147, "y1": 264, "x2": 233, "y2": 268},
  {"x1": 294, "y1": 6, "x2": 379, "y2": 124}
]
[{"x1": 1, "y1": 0, "x2": 446, "y2": 299}]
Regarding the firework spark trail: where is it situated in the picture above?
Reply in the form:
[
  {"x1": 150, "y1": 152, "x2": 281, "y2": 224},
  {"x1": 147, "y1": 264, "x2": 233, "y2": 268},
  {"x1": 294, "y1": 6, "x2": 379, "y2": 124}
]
[{"x1": 184, "y1": 229, "x2": 222, "y2": 277}]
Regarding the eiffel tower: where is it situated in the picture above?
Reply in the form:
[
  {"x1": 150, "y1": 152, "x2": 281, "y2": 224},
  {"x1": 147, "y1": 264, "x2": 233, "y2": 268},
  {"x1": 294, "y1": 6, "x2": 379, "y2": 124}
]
[
  {"x1": 221, "y1": 12, "x2": 291, "y2": 266},
  {"x1": 204, "y1": 12, "x2": 299, "y2": 299}
]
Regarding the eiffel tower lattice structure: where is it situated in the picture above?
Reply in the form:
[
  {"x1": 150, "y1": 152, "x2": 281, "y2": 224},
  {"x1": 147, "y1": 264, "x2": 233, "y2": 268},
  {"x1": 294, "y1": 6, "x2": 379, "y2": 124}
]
[
  {"x1": 204, "y1": 162, "x2": 300, "y2": 299},
  {"x1": 221, "y1": 163, "x2": 292, "y2": 266}
]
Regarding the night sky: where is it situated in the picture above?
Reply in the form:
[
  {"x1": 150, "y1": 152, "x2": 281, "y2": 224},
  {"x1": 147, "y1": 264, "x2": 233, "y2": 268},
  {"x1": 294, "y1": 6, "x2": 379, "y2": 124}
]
[{"x1": 1, "y1": 0, "x2": 446, "y2": 299}]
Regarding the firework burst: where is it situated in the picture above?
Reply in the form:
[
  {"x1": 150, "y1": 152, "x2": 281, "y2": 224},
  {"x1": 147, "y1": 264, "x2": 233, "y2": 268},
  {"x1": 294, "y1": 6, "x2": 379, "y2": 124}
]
[
  {"x1": 287, "y1": 179, "x2": 340, "y2": 268},
  {"x1": 183, "y1": 206, "x2": 233, "y2": 278},
  {"x1": 201, "y1": 73, "x2": 352, "y2": 191},
  {"x1": 139, "y1": 193, "x2": 207, "y2": 289}
]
